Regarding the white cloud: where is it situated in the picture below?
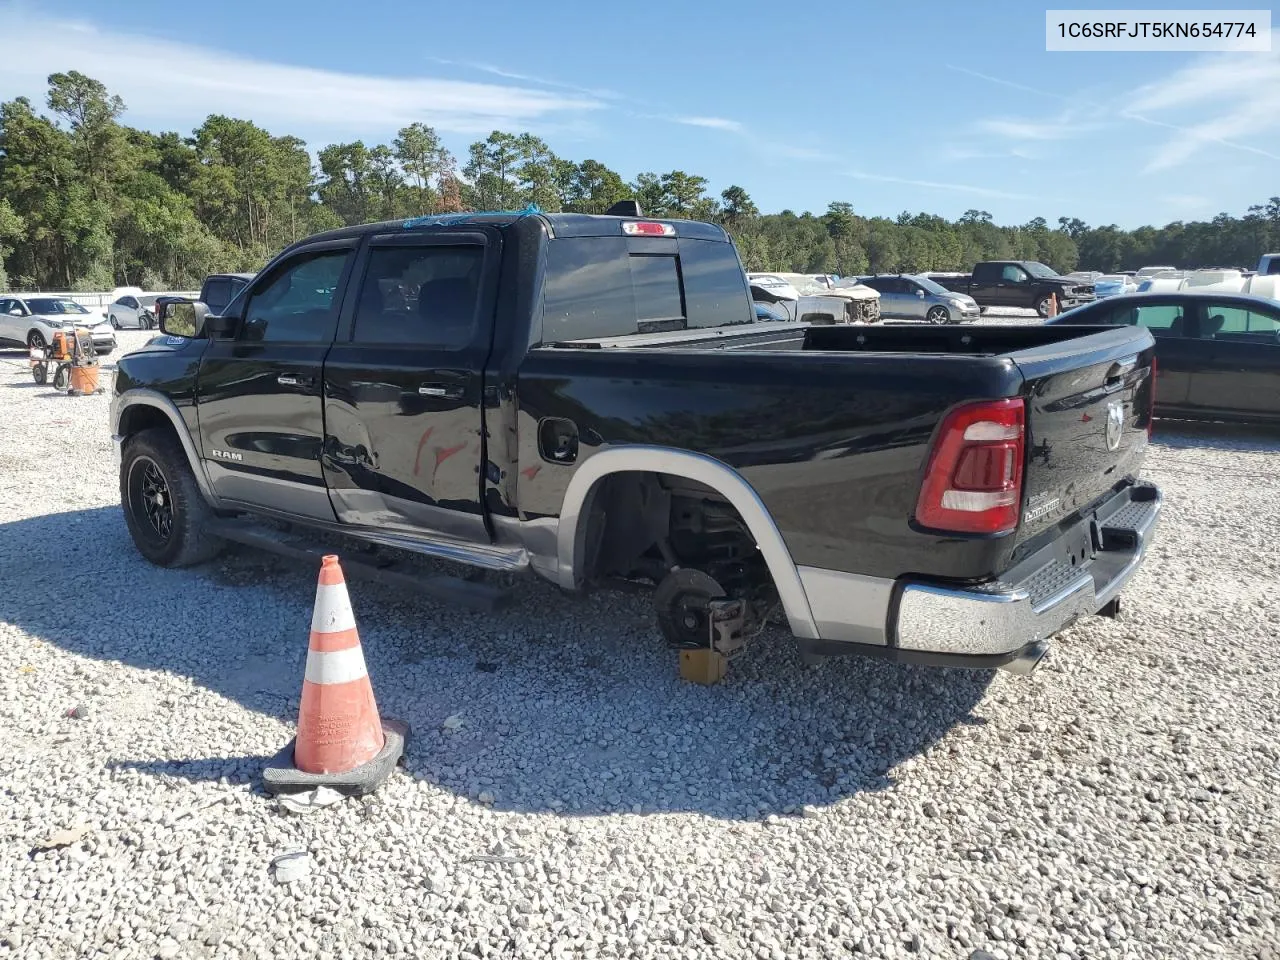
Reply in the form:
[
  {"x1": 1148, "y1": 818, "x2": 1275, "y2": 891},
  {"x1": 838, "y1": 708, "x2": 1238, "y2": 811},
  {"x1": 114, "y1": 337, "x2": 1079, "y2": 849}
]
[
  {"x1": 0, "y1": 11, "x2": 603, "y2": 137},
  {"x1": 1125, "y1": 29, "x2": 1280, "y2": 171},
  {"x1": 426, "y1": 58, "x2": 625, "y2": 101},
  {"x1": 843, "y1": 170, "x2": 1043, "y2": 201},
  {"x1": 950, "y1": 51, "x2": 1280, "y2": 171},
  {"x1": 669, "y1": 116, "x2": 744, "y2": 132}
]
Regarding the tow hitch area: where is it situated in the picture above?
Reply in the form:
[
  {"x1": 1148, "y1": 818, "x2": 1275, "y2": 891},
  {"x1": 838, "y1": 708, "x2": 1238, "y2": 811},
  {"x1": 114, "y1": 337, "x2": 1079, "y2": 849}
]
[{"x1": 679, "y1": 598, "x2": 746, "y2": 686}]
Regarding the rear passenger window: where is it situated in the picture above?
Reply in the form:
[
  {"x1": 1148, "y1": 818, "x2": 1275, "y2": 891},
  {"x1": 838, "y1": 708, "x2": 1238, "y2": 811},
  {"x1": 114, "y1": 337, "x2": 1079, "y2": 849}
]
[
  {"x1": 352, "y1": 245, "x2": 483, "y2": 346},
  {"x1": 1200, "y1": 304, "x2": 1280, "y2": 339}
]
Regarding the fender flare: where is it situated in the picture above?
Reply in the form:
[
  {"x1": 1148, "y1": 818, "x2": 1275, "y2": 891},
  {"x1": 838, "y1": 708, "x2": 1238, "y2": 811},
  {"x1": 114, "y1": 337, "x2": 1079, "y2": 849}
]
[
  {"x1": 554, "y1": 446, "x2": 819, "y2": 640},
  {"x1": 112, "y1": 389, "x2": 217, "y2": 504}
]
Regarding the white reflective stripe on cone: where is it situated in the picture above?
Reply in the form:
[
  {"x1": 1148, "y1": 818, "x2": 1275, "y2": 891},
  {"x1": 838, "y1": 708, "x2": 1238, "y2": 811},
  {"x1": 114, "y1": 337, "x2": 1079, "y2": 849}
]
[
  {"x1": 304, "y1": 646, "x2": 369, "y2": 685},
  {"x1": 311, "y1": 583, "x2": 357, "y2": 634}
]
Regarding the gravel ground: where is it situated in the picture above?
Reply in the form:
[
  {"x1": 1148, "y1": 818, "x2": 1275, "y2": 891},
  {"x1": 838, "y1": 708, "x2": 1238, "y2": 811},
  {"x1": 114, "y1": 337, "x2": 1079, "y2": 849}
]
[{"x1": 1, "y1": 323, "x2": 1278, "y2": 960}]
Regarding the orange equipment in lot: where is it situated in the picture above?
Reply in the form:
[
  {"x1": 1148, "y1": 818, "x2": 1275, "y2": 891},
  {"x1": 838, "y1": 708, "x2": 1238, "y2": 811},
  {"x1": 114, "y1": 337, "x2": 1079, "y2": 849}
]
[{"x1": 31, "y1": 329, "x2": 100, "y2": 394}]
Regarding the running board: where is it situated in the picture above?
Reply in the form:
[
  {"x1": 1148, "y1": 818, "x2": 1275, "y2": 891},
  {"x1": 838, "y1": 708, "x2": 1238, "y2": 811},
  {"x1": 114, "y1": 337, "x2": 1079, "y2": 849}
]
[{"x1": 208, "y1": 519, "x2": 514, "y2": 612}]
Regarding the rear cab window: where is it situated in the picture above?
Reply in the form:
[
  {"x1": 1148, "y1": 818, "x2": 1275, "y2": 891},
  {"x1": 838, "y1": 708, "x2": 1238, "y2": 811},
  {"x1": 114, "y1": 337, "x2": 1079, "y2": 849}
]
[{"x1": 541, "y1": 236, "x2": 752, "y2": 343}]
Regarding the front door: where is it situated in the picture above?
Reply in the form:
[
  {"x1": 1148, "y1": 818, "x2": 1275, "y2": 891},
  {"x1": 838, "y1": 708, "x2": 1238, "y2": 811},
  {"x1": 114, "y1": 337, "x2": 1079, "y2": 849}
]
[
  {"x1": 1186, "y1": 299, "x2": 1280, "y2": 419},
  {"x1": 321, "y1": 228, "x2": 499, "y2": 542},
  {"x1": 1103, "y1": 299, "x2": 1194, "y2": 413},
  {"x1": 196, "y1": 240, "x2": 357, "y2": 520}
]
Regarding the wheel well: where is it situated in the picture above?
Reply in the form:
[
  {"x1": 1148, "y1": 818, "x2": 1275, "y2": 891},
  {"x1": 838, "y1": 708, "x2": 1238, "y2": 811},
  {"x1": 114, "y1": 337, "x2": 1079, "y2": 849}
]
[
  {"x1": 119, "y1": 405, "x2": 179, "y2": 444},
  {"x1": 579, "y1": 470, "x2": 765, "y2": 590}
]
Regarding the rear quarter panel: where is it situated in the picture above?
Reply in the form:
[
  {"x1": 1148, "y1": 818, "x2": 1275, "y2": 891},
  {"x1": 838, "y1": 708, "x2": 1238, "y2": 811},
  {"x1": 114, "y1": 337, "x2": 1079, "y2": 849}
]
[{"x1": 513, "y1": 347, "x2": 1028, "y2": 582}]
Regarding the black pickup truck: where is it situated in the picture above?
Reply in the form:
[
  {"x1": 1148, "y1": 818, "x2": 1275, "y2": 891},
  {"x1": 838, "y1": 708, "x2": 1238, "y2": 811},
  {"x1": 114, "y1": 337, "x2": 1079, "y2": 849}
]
[
  {"x1": 928, "y1": 261, "x2": 1095, "y2": 318},
  {"x1": 111, "y1": 208, "x2": 1161, "y2": 676}
]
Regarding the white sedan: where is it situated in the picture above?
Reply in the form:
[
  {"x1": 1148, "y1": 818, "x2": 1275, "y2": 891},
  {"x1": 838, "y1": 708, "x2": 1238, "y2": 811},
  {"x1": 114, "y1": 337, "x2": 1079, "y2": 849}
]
[
  {"x1": 0, "y1": 295, "x2": 118, "y2": 355},
  {"x1": 107, "y1": 293, "x2": 162, "y2": 329}
]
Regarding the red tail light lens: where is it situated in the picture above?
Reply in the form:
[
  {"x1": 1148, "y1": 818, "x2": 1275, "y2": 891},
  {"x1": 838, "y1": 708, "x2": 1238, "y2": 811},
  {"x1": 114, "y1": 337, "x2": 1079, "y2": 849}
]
[
  {"x1": 915, "y1": 398, "x2": 1026, "y2": 535},
  {"x1": 621, "y1": 221, "x2": 676, "y2": 236},
  {"x1": 1147, "y1": 357, "x2": 1157, "y2": 438}
]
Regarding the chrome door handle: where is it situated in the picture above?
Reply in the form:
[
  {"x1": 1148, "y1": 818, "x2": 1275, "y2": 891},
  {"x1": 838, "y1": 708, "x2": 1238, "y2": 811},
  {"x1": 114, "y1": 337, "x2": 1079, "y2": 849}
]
[
  {"x1": 419, "y1": 384, "x2": 464, "y2": 399},
  {"x1": 277, "y1": 374, "x2": 313, "y2": 387}
]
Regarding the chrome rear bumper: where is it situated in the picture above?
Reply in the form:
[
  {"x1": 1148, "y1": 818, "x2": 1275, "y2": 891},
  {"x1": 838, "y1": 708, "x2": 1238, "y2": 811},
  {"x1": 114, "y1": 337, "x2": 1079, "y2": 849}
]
[{"x1": 895, "y1": 482, "x2": 1161, "y2": 664}]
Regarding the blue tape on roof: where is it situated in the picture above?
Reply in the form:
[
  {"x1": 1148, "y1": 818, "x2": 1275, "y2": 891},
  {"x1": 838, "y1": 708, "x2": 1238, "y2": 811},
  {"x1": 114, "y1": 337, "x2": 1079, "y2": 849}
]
[{"x1": 402, "y1": 204, "x2": 542, "y2": 230}]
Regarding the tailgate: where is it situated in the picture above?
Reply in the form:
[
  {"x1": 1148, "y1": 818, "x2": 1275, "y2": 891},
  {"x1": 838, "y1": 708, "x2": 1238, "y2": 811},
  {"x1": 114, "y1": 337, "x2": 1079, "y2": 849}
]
[{"x1": 1011, "y1": 327, "x2": 1155, "y2": 545}]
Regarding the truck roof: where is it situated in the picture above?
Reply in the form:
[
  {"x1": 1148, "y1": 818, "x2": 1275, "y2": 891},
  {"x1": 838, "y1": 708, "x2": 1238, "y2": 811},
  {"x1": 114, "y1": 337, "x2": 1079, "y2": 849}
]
[{"x1": 290, "y1": 210, "x2": 729, "y2": 249}]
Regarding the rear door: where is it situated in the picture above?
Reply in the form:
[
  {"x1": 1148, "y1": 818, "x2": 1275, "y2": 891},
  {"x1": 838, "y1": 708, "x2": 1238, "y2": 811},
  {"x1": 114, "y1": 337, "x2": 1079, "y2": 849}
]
[
  {"x1": 321, "y1": 229, "x2": 499, "y2": 540},
  {"x1": 970, "y1": 263, "x2": 1007, "y2": 306},
  {"x1": 1012, "y1": 329, "x2": 1157, "y2": 545},
  {"x1": 1185, "y1": 299, "x2": 1280, "y2": 419},
  {"x1": 0, "y1": 298, "x2": 18, "y2": 342},
  {"x1": 196, "y1": 239, "x2": 357, "y2": 520}
]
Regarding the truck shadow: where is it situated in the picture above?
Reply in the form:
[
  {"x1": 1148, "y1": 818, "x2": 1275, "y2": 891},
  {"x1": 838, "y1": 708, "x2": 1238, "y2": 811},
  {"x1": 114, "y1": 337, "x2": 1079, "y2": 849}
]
[{"x1": 2, "y1": 507, "x2": 992, "y2": 820}]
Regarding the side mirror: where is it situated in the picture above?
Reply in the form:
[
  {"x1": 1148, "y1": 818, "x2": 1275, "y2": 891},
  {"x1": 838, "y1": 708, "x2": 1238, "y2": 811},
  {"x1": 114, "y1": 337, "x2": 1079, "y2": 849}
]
[
  {"x1": 159, "y1": 301, "x2": 209, "y2": 338},
  {"x1": 916, "y1": 289, "x2": 926, "y2": 297},
  {"x1": 8, "y1": 307, "x2": 22, "y2": 316}
]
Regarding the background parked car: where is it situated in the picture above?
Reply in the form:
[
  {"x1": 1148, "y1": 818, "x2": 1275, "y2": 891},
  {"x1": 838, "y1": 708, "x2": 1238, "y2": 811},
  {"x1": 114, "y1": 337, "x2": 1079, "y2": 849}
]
[
  {"x1": 1182, "y1": 269, "x2": 1247, "y2": 294},
  {"x1": 1049, "y1": 290, "x2": 1280, "y2": 423},
  {"x1": 108, "y1": 293, "x2": 163, "y2": 329},
  {"x1": 858, "y1": 274, "x2": 979, "y2": 324},
  {"x1": 1256, "y1": 253, "x2": 1280, "y2": 276},
  {"x1": 0, "y1": 295, "x2": 117, "y2": 354},
  {"x1": 1092, "y1": 275, "x2": 1139, "y2": 298}
]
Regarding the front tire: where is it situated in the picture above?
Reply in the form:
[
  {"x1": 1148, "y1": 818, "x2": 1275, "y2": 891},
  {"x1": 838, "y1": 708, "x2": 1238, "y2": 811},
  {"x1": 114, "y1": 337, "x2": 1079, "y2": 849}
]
[
  {"x1": 925, "y1": 305, "x2": 951, "y2": 325},
  {"x1": 121, "y1": 428, "x2": 224, "y2": 567},
  {"x1": 1035, "y1": 294, "x2": 1054, "y2": 318},
  {"x1": 27, "y1": 330, "x2": 46, "y2": 350},
  {"x1": 109, "y1": 315, "x2": 120, "y2": 329}
]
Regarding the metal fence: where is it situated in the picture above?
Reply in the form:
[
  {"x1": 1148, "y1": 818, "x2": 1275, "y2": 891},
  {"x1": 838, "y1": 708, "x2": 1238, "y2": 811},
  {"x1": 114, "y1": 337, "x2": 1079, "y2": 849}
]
[{"x1": 5, "y1": 291, "x2": 201, "y2": 311}]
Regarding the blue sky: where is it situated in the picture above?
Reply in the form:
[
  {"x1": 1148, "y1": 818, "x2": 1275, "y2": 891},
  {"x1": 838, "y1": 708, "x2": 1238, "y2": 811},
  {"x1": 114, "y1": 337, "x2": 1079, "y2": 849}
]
[{"x1": 1, "y1": 0, "x2": 1277, "y2": 228}]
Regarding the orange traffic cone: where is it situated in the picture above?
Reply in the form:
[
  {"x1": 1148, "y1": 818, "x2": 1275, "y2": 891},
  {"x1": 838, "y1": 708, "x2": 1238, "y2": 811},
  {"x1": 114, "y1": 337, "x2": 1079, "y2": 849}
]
[{"x1": 263, "y1": 555, "x2": 407, "y2": 797}]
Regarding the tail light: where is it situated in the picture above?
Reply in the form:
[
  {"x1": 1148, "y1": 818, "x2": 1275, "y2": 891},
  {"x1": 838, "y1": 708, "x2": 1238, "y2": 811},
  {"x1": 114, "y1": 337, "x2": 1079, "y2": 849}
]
[
  {"x1": 1147, "y1": 357, "x2": 1157, "y2": 438},
  {"x1": 915, "y1": 398, "x2": 1025, "y2": 535}
]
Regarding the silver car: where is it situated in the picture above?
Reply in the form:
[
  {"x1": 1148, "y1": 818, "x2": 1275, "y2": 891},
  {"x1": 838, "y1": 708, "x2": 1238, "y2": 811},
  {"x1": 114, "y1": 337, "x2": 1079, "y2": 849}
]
[
  {"x1": 0, "y1": 295, "x2": 117, "y2": 354},
  {"x1": 859, "y1": 274, "x2": 980, "y2": 324},
  {"x1": 108, "y1": 293, "x2": 163, "y2": 330}
]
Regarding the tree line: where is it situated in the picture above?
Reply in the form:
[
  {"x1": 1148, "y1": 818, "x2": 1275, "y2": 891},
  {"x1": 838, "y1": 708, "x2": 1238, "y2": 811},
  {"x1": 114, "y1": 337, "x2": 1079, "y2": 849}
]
[{"x1": 2, "y1": 72, "x2": 1278, "y2": 291}]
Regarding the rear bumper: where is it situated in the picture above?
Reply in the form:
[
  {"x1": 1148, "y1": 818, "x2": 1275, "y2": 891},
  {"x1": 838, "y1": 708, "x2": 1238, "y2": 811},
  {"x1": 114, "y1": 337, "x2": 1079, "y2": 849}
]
[
  {"x1": 896, "y1": 481, "x2": 1160, "y2": 664},
  {"x1": 795, "y1": 481, "x2": 1161, "y2": 672}
]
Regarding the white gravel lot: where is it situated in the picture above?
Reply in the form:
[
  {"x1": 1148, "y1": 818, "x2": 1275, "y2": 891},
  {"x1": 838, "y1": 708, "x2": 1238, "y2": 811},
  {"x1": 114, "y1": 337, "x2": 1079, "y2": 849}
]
[{"x1": 1, "y1": 320, "x2": 1278, "y2": 960}]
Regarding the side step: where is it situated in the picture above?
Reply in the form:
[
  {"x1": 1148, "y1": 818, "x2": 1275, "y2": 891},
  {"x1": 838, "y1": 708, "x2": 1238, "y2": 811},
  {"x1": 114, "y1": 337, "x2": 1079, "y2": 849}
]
[{"x1": 208, "y1": 519, "x2": 514, "y2": 613}]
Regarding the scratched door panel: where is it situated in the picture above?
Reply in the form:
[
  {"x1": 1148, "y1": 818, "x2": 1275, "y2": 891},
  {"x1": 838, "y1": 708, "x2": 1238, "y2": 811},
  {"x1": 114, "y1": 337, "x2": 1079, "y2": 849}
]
[{"x1": 320, "y1": 235, "x2": 496, "y2": 542}]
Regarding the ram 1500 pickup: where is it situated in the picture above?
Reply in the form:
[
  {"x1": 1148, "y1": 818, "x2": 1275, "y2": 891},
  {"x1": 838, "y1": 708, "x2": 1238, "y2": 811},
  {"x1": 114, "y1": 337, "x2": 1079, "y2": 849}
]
[
  {"x1": 928, "y1": 261, "x2": 1095, "y2": 318},
  {"x1": 111, "y1": 208, "x2": 1161, "y2": 675}
]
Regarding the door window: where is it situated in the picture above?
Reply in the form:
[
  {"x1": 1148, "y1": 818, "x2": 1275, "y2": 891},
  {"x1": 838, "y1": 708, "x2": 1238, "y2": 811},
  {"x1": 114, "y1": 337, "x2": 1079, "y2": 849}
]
[
  {"x1": 352, "y1": 245, "x2": 483, "y2": 345},
  {"x1": 1109, "y1": 303, "x2": 1186, "y2": 337},
  {"x1": 1200, "y1": 304, "x2": 1280, "y2": 341},
  {"x1": 1000, "y1": 265, "x2": 1026, "y2": 283},
  {"x1": 203, "y1": 280, "x2": 231, "y2": 314},
  {"x1": 241, "y1": 250, "x2": 350, "y2": 343}
]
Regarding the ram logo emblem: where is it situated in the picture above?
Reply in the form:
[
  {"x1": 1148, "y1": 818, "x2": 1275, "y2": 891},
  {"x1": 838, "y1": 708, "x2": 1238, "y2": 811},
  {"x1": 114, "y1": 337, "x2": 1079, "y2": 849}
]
[
  {"x1": 1105, "y1": 401, "x2": 1124, "y2": 452},
  {"x1": 210, "y1": 448, "x2": 243, "y2": 462}
]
